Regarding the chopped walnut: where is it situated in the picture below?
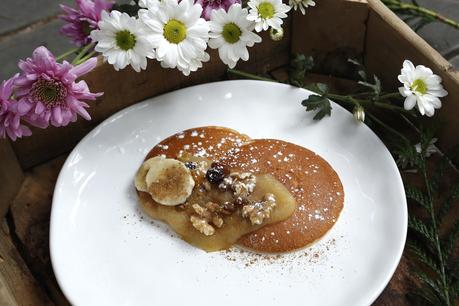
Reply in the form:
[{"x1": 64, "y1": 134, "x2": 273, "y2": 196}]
[
  {"x1": 190, "y1": 215, "x2": 215, "y2": 236},
  {"x1": 212, "y1": 215, "x2": 224, "y2": 228},
  {"x1": 219, "y1": 172, "x2": 257, "y2": 199},
  {"x1": 242, "y1": 193, "x2": 277, "y2": 225},
  {"x1": 190, "y1": 202, "x2": 225, "y2": 234}
]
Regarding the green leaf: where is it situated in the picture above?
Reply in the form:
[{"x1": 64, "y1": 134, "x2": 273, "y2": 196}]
[
  {"x1": 289, "y1": 54, "x2": 314, "y2": 87},
  {"x1": 316, "y1": 83, "x2": 329, "y2": 94},
  {"x1": 409, "y1": 215, "x2": 436, "y2": 242},
  {"x1": 442, "y1": 219, "x2": 459, "y2": 261},
  {"x1": 414, "y1": 268, "x2": 444, "y2": 298},
  {"x1": 358, "y1": 75, "x2": 381, "y2": 96},
  {"x1": 409, "y1": 287, "x2": 443, "y2": 306},
  {"x1": 405, "y1": 184, "x2": 430, "y2": 211},
  {"x1": 395, "y1": 141, "x2": 423, "y2": 169},
  {"x1": 301, "y1": 95, "x2": 332, "y2": 120},
  {"x1": 407, "y1": 240, "x2": 440, "y2": 276},
  {"x1": 438, "y1": 183, "x2": 459, "y2": 224}
]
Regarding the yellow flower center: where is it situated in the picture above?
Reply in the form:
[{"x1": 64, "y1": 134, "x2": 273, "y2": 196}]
[
  {"x1": 163, "y1": 19, "x2": 187, "y2": 44},
  {"x1": 258, "y1": 2, "x2": 275, "y2": 19},
  {"x1": 411, "y1": 79, "x2": 427, "y2": 95},
  {"x1": 222, "y1": 23, "x2": 242, "y2": 44},
  {"x1": 115, "y1": 30, "x2": 137, "y2": 51}
]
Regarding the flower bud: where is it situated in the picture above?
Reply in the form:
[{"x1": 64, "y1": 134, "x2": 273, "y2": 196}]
[
  {"x1": 269, "y1": 27, "x2": 284, "y2": 41},
  {"x1": 353, "y1": 105, "x2": 365, "y2": 122}
]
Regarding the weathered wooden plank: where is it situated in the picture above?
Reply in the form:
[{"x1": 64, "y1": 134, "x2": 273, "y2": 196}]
[
  {"x1": 291, "y1": 0, "x2": 369, "y2": 56},
  {"x1": 0, "y1": 140, "x2": 23, "y2": 219},
  {"x1": 0, "y1": 220, "x2": 53, "y2": 306},
  {"x1": 9, "y1": 156, "x2": 70, "y2": 306},
  {"x1": 365, "y1": 0, "x2": 459, "y2": 152}
]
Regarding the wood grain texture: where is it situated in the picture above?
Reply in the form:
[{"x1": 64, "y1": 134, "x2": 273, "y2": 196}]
[
  {"x1": 291, "y1": 0, "x2": 369, "y2": 55},
  {"x1": 9, "y1": 156, "x2": 70, "y2": 306},
  {"x1": 0, "y1": 221, "x2": 53, "y2": 306},
  {"x1": 0, "y1": 140, "x2": 23, "y2": 220},
  {"x1": 365, "y1": 0, "x2": 459, "y2": 152}
]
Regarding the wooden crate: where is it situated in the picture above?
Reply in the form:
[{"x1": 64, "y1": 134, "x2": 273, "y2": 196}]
[{"x1": 1, "y1": 0, "x2": 458, "y2": 304}]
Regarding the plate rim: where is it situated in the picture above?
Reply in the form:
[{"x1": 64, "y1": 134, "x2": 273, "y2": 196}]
[{"x1": 49, "y1": 79, "x2": 408, "y2": 306}]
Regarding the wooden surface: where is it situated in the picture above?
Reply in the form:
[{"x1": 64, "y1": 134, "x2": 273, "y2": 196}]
[
  {"x1": 291, "y1": 0, "x2": 369, "y2": 72},
  {"x1": 0, "y1": 221, "x2": 53, "y2": 306},
  {"x1": 0, "y1": 140, "x2": 23, "y2": 220},
  {"x1": 366, "y1": 0, "x2": 459, "y2": 154}
]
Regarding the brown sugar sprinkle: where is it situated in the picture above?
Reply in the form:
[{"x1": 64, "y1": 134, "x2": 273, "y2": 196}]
[{"x1": 221, "y1": 237, "x2": 338, "y2": 268}]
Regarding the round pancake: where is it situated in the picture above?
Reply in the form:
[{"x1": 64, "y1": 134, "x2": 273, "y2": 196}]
[
  {"x1": 220, "y1": 139, "x2": 344, "y2": 253},
  {"x1": 136, "y1": 127, "x2": 297, "y2": 252},
  {"x1": 146, "y1": 126, "x2": 250, "y2": 160}
]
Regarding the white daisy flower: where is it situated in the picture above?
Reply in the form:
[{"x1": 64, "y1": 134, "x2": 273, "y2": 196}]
[
  {"x1": 140, "y1": 0, "x2": 210, "y2": 75},
  {"x1": 398, "y1": 60, "x2": 448, "y2": 117},
  {"x1": 90, "y1": 10, "x2": 155, "y2": 72},
  {"x1": 209, "y1": 5, "x2": 262, "y2": 68},
  {"x1": 247, "y1": 0, "x2": 291, "y2": 32},
  {"x1": 289, "y1": 0, "x2": 315, "y2": 15}
]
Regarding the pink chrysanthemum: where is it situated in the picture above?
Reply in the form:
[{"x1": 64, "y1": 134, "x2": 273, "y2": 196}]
[
  {"x1": 0, "y1": 75, "x2": 32, "y2": 140},
  {"x1": 195, "y1": 0, "x2": 241, "y2": 20},
  {"x1": 14, "y1": 46, "x2": 102, "y2": 128},
  {"x1": 60, "y1": 0, "x2": 113, "y2": 46}
]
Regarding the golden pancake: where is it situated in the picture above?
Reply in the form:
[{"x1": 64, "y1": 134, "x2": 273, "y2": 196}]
[
  {"x1": 136, "y1": 127, "x2": 296, "y2": 252},
  {"x1": 220, "y1": 139, "x2": 344, "y2": 253},
  {"x1": 146, "y1": 126, "x2": 250, "y2": 160}
]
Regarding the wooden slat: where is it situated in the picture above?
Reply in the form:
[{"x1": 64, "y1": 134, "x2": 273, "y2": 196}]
[
  {"x1": 9, "y1": 156, "x2": 70, "y2": 306},
  {"x1": 291, "y1": 0, "x2": 369, "y2": 56},
  {"x1": 0, "y1": 140, "x2": 23, "y2": 219},
  {"x1": 365, "y1": 0, "x2": 459, "y2": 152},
  {"x1": 0, "y1": 221, "x2": 53, "y2": 306}
]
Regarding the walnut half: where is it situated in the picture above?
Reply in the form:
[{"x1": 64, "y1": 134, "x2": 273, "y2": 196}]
[
  {"x1": 219, "y1": 172, "x2": 257, "y2": 200},
  {"x1": 189, "y1": 202, "x2": 225, "y2": 235},
  {"x1": 190, "y1": 215, "x2": 215, "y2": 236},
  {"x1": 242, "y1": 193, "x2": 277, "y2": 225}
]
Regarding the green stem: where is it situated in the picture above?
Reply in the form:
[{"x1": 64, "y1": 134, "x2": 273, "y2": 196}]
[
  {"x1": 72, "y1": 42, "x2": 95, "y2": 65},
  {"x1": 379, "y1": 92, "x2": 402, "y2": 100},
  {"x1": 383, "y1": 0, "x2": 459, "y2": 29},
  {"x1": 325, "y1": 93, "x2": 411, "y2": 114},
  {"x1": 227, "y1": 68, "x2": 275, "y2": 82},
  {"x1": 421, "y1": 161, "x2": 451, "y2": 305},
  {"x1": 56, "y1": 47, "x2": 81, "y2": 61},
  {"x1": 75, "y1": 50, "x2": 97, "y2": 65},
  {"x1": 366, "y1": 112, "x2": 411, "y2": 143}
]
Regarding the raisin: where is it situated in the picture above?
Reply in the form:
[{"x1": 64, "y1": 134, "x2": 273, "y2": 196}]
[
  {"x1": 206, "y1": 162, "x2": 229, "y2": 184},
  {"x1": 185, "y1": 161, "x2": 197, "y2": 170}
]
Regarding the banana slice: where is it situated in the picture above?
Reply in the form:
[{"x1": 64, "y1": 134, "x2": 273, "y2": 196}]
[
  {"x1": 134, "y1": 156, "x2": 165, "y2": 192},
  {"x1": 137, "y1": 157, "x2": 195, "y2": 206}
]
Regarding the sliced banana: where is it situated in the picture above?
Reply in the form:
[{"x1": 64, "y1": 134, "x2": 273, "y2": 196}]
[
  {"x1": 136, "y1": 156, "x2": 195, "y2": 206},
  {"x1": 134, "y1": 156, "x2": 165, "y2": 192}
]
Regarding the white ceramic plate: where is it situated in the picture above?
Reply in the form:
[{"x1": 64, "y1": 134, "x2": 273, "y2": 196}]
[{"x1": 50, "y1": 80, "x2": 407, "y2": 306}]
